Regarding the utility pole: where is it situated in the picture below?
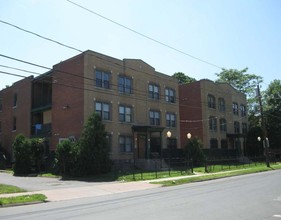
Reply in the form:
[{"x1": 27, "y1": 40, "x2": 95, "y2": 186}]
[{"x1": 256, "y1": 84, "x2": 270, "y2": 167}]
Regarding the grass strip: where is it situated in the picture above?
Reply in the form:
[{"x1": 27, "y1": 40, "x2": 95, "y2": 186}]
[
  {"x1": 153, "y1": 164, "x2": 281, "y2": 186},
  {"x1": 0, "y1": 184, "x2": 26, "y2": 194},
  {"x1": 0, "y1": 194, "x2": 47, "y2": 206}
]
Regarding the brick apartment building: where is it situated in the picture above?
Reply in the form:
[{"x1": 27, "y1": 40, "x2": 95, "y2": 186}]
[
  {"x1": 0, "y1": 50, "x2": 180, "y2": 161},
  {"x1": 179, "y1": 79, "x2": 248, "y2": 156}
]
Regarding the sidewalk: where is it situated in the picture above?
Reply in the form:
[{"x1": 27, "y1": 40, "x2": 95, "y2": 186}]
[
  {"x1": 0, "y1": 172, "x2": 206, "y2": 202},
  {"x1": 0, "y1": 170, "x2": 246, "y2": 202},
  {"x1": 0, "y1": 181, "x2": 162, "y2": 202}
]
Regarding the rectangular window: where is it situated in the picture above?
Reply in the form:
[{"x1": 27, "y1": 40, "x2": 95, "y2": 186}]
[
  {"x1": 233, "y1": 102, "x2": 239, "y2": 115},
  {"x1": 240, "y1": 104, "x2": 247, "y2": 117},
  {"x1": 208, "y1": 94, "x2": 216, "y2": 109},
  {"x1": 95, "y1": 102, "x2": 110, "y2": 120},
  {"x1": 13, "y1": 117, "x2": 16, "y2": 131},
  {"x1": 242, "y1": 123, "x2": 247, "y2": 134},
  {"x1": 165, "y1": 88, "x2": 175, "y2": 103},
  {"x1": 119, "y1": 105, "x2": 132, "y2": 123},
  {"x1": 96, "y1": 70, "x2": 110, "y2": 89},
  {"x1": 149, "y1": 110, "x2": 160, "y2": 126},
  {"x1": 218, "y1": 98, "x2": 225, "y2": 112},
  {"x1": 118, "y1": 76, "x2": 132, "y2": 94},
  {"x1": 119, "y1": 136, "x2": 133, "y2": 152},
  {"x1": 221, "y1": 139, "x2": 228, "y2": 149},
  {"x1": 234, "y1": 121, "x2": 240, "y2": 133},
  {"x1": 166, "y1": 113, "x2": 176, "y2": 127},
  {"x1": 219, "y1": 118, "x2": 227, "y2": 132},
  {"x1": 148, "y1": 84, "x2": 160, "y2": 100},
  {"x1": 210, "y1": 138, "x2": 218, "y2": 149},
  {"x1": 209, "y1": 116, "x2": 217, "y2": 131},
  {"x1": 13, "y1": 93, "x2": 17, "y2": 107}
]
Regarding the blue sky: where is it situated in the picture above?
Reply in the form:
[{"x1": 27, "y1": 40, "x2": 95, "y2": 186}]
[{"x1": 0, "y1": 0, "x2": 280, "y2": 90}]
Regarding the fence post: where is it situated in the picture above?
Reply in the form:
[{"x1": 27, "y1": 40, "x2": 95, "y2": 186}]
[
  {"x1": 205, "y1": 159, "x2": 208, "y2": 173},
  {"x1": 155, "y1": 160, "x2": 158, "y2": 179}
]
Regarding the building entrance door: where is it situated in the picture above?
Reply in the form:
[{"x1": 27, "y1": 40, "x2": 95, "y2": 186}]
[{"x1": 137, "y1": 134, "x2": 146, "y2": 159}]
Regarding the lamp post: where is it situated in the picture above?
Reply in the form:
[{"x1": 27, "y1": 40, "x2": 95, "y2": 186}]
[
  {"x1": 166, "y1": 131, "x2": 171, "y2": 175},
  {"x1": 257, "y1": 136, "x2": 270, "y2": 167},
  {"x1": 186, "y1": 133, "x2": 192, "y2": 172},
  {"x1": 257, "y1": 136, "x2": 261, "y2": 157}
]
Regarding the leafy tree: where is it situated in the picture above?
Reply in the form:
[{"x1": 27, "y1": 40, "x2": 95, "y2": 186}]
[
  {"x1": 13, "y1": 134, "x2": 32, "y2": 175},
  {"x1": 56, "y1": 140, "x2": 79, "y2": 175},
  {"x1": 263, "y1": 80, "x2": 281, "y2": 149},
  {"x1": 184, "y1": 137, "x2": 205, "y2": 166},
  {"x1": 30, "y1": 138, "x2": 45, "y2": 172},
  {"x1": 78, "y1": 113, "x2": 111, "y2": 175},
  {"x1": 215, "y1": 68, "x2": 263, "y2": 127},
  {"x1": 172, "y1": 72, "x2": 196, "y2": 84},
  {"x1": 245, "y1": 127, "x2": 263, "y2": 157}
]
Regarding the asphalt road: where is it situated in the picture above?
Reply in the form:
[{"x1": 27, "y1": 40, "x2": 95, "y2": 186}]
[{"x1": 1, "y1": 170, "x2": 281, "y2": 220}]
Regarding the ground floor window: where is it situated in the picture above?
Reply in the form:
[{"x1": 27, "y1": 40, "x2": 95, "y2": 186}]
[
  {"x1": 210, "y1": 138, "x2": 218, "y2": 149},
  {"x1": 119, "y1": 136, "x2": 132, "y2": 152},
  {"x1": 221, "y1": 139, "x2": 228, "y2": 149}
]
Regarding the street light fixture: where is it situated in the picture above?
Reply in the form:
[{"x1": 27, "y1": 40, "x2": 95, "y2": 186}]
[
  {"x1": 257, "y1": 136, "x2": 270, "y2": 167},
  {"x1": 166, "y1": 131, "x2": 172, "y2": 175}
]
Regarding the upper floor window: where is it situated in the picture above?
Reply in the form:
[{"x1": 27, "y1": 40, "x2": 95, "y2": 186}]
[
  {"x1": 149, "y1": 110, "x2": 160, "y2": 126},
  {"x1": 218, "y1": 98, "x2": 225, "y2": 112},
  {"x1": 148, "y1": 84, "x2": 160, "y2": 100},
  {"x1": 119, "y1": 136, "x2": 133, "y2": 153},
  {"x1": 207, "y1": 94, "x2": 216, "y2": 109},
  {"x1": 240, "y1": 104, "x2": 247, "y2": 117},
  {"x1": 233, "y1": 102, "x2": 239, "y2": 115},
  {"x1": 118, "y1": 76, "x2": 132, "y2": 94},
  {"x1": 119, "y1": 105, "x2": 132, "y2": 123},
  {"x1": 234, "y1": 121, "x2": 240, "y2": 133},
  {"x1": 209, "y1": 116, "x2": 217, "y2": 131},
  {"x1": 219, "y1": 118, "x2": 227, "y2": 132},
  {"x1": 166, "y1": 113, "x2": 176, "y2": 127},
  {"x1": 13, "y1": 93, "x2": 18, "y2": 107},
  {"x1": 95, "y1": 101, "x2": 110, "y2": 121},
  {"x1": 165, "y1": 88, "x2": 175, "y2": 103},
  {"x1": 96, "y1": 70, "x2": 110, "y2": 89},
  {"x1": 242, "y1": 123, "x2": 248, "y2": 134}
]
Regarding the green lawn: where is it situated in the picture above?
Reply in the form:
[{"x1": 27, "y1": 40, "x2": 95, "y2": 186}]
[
  {"x1": 0, "y1": 184, "x2": 26, "y2": 194},
  {"x1": 154, "y1": 163, "x2": 281, "y2": 186},
  {"x1": 0, "y1": 194, "x2": 47, "y2": 206}
]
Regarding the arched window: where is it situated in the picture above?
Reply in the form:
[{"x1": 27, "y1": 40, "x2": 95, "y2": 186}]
[{"x1": 208, "y1": 94, "x2": 216, "y2": 109}]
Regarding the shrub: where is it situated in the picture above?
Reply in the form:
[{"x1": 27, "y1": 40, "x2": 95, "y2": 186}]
[
  {"x1": 56, "y1": 140, "x2": 79, "y2": 175},
  {"x1": 184, "y1": 137, "x2": 206, "y2": 166},
  {"x1": 13, "y1": 134, "x2": 32, "y2": 175},
  {"x1": 30, "y1": 138, "x2": 45, "y2": 172}
]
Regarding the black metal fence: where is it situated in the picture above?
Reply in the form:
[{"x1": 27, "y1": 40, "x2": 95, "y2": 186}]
[
  {"x1": 112, "y1": 158, "x2": 194, "y2": 180},
  {"x1": 112, "y1": 156, "x2": 281, "y2": 180}
]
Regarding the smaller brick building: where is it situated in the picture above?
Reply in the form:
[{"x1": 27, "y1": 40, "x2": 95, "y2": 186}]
[{"x1": 179, "y1": 79, "x2": 248, "y2": 157}]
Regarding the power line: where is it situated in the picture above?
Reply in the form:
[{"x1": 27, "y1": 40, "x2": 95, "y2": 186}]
[
  {"x1": 0, "y1": 19, "x2": 83, "y2": 54},
  {"x1": 0, "y1": 64, "x2": 41, "y2": 75},
  {"x1": 66, "y1": 0, "x2": 224, "y2": 70}
]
